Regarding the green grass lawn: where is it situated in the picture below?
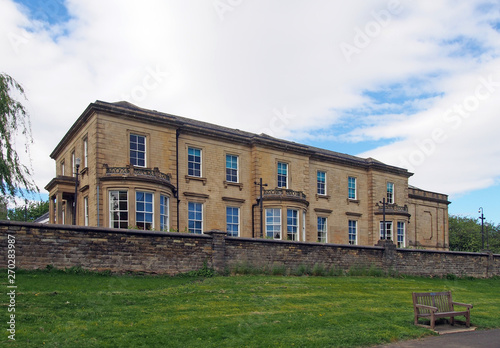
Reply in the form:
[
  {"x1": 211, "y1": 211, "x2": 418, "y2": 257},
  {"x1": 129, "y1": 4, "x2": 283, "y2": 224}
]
[{"x1": 3, "y1": 269, "x2": 500, "y2": 347}]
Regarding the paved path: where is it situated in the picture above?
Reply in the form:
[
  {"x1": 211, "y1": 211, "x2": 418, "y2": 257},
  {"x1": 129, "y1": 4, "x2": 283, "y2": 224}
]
[{"x1": 373, "y1": 329, "x2": 500, "y2": 347}]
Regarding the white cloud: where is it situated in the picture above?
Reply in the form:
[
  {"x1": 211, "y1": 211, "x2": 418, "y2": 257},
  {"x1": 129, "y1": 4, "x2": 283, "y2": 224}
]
[{"x1": 1, "y1": 0, "x2": 500, "y2": 213}]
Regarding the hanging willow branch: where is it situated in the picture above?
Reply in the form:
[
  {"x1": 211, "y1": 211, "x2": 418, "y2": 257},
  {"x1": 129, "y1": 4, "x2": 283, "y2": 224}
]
[{"x1": 0, "y1": 73, "x2": 38, "y2": 199}]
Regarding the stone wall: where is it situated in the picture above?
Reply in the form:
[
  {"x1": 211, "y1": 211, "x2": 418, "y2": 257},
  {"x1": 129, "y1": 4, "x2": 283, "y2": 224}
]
[
  {"x1": 0, "y1": 221, "x2": 213, "y2": 275},
  {"x1": 1, "y1": 221, "x2": 498, "y2": 277}
]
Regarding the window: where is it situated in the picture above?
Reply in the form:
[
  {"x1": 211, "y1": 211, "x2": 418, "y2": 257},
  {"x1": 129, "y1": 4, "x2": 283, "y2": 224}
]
[
  {"x1": 348, "y1": 176, "x2": 357, "y2": 199},
  {"x1": 83, "y1": 137, "x2": 88, "y2": 168},
  {"x1": 397, "y1": 221, "x2": 405, "y2": 248},
  {"x1": 317, "y1": 171, "x2": 326, "y2": 195},
  {"x1": 160, "y1": 195, "x2": 169, "y2": 231},
  {"x1": 277, "y1": 162, "x2": 288, "y2": 188},
  {"x1": 380, "y1": 221, "x2": 393, "y2": 240},
  {"x1": 109, "y1": 190, "x2": 128, "y2": 228},
  {"x1": 317, "y1": 217, "x2": 327, "y2": 243},
  {"x1": 348, "y1": 220, "x2": 357, "y2": 245},
  {"x1": 84, "y1": 196, "x2": 89, "y2": 226},
  {"x1": 61, "y1": 161, "x2": 65, "y2": 176},
  {"x1": 266, "y1": 208, "x2": 281, "y2": 239},
  {"x1": 226, "y1": 207, "x2": 239, "y2": 237},
  {"x1": 71, "y1": 151, "x2": 76, "y2": 177},
  {"x1": 387, "y1": 182, "x2": 394, "y2": 204},
  {"x1": 188, "y1": 202, "x2": 203, "y2": 234},
  {"x1": 188, "y1": 147, "x2": 202, "y2": 177},
  {"x1": 130, "y1": 134, "x2": 146, "y2": 167},
  {"x1": 286, "y1": 209, "x2": 298, "y2": 241},
  {"x1": 136, "y1": 191, "x2": 153, "y2": 230},
  {"x1": 226, "y1": 155, "x2": 238, "y2": 183}
]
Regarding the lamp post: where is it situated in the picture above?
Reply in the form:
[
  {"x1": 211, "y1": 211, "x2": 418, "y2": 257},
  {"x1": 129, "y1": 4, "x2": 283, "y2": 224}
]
[
  {"x1": 73, "y1": 158, "x2": 81, "y2": 225},
  {"x1": 478, "y1": 207, "x2": 485, "y2": 250},
  {"x1": 254, "y1": 178, "x2": 268, "y2": 238}
]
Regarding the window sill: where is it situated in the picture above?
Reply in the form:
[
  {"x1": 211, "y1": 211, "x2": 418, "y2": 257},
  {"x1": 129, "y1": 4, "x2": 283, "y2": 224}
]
[
  {"x1": 224, "y1": 181, "x2": 243, "y2": 191},
  {"x1": 316, "y1": 194, "x2": 330, "y2": 201},
  {"x1": 347, "y1": 199, "x2": 360, "y2": 205},
  {"x1": 185, "y1": 175, "x2": 207, "y2": 185}
]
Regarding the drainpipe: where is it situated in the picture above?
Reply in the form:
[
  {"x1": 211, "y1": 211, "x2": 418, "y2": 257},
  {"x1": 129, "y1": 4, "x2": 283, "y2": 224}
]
[{"x1": 176, "y1": 129, "x2": 181, "y2": 231}]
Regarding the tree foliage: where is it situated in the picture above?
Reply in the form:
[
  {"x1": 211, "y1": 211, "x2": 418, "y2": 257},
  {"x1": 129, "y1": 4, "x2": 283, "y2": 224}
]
[
  {"x1": 7, "y1": 200, "x2": 49, "y2": 222},
  {"x1": 449, "y1": 215, "x2": 500, "y2": 253},
  {"x1": 0, "y1": 196, "x2": 7, "y2": 220},
  {"x1": 0, "y1": 73, "x2": 38, "y2": 200}
]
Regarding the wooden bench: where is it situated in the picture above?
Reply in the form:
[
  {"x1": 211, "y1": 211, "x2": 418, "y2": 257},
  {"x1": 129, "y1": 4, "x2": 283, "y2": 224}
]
[{"x1": 412, "y1": 291, "x2": 473, "y2": 329}]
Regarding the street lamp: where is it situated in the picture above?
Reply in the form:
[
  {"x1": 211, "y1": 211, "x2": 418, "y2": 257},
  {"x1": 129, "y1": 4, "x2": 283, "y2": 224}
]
[
  {"x1": 254, "y1": 178, "x2": 268, "y2": 238},
  {"x1": 478, "y1": 207, "x2": 485, "y2": 250},
  {"x1": 73, "y1": 157, "x2": 81, "y2": 225}
]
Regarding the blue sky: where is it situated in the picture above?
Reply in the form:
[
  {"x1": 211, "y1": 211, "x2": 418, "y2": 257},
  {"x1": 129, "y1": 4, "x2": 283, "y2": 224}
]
[{"x1": 3, "y1": 0, "x2": 500, "y2": 225}]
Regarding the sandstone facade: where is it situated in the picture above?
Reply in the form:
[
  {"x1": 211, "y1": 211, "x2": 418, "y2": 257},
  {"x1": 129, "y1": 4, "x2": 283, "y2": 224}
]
[{"x1": 45, "y1": 101, "x2": 450, "y2": 250}]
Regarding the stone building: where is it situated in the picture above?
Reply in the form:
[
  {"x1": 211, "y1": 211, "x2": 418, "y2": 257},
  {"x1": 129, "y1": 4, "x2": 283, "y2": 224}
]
[{"x1": 45, "y1": 100, "x2": 450, "y2": 250}]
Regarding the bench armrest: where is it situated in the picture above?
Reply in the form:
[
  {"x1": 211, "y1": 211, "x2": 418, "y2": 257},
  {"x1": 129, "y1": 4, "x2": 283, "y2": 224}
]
[
  {"x1": 452, "y1": 302, "x2": 473, "y2": 309},
  {"x1": 415, "y1": 304, "x2": 438, "y2": 312}
]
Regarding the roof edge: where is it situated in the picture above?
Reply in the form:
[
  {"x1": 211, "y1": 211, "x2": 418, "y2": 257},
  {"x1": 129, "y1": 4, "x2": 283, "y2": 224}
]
[{"x1": 49, "y1": 100, "x2": 413, "y2": 178}]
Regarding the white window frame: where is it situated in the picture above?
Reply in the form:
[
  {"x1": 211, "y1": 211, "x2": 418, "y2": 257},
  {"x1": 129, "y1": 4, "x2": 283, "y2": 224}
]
[
  {"x1": 130, "y1": 133, "x2": 146, "y2": 167},
  {"x1": 188, "y1": 147, "x2": 202, "y2": 177},
  {"x1": 380, "y1": 221, "x2": 393, "y2": 240},
  {"x1": 83, "y1": 137, "x2": 88, "y2": 168},
  {"x1": 84, "y1": 196, "x2": 89, "y2": 226},
  {"x1": 188, "y1": 202, "x2": 203, "y2": 234},
  {"x1": 348, "y1": 220, "x2": 357, "y2": 245},
  {"x1": 226, "y1": 206, "x2": 240, "y2": 237},
  {"x1": 71, "y1": 151, "x2": 76, "y2": 177},
  {"x1": 160, "y1": 195, "x2": 169, "y2": 231},
  {"x1": 317, "y1": 216, "x2": 327, "y2": 243},
  {"x1": 136, "y1": 191, "x2": 154, "y2": 230},
  {"x1": 286, "y1": 209, "x2": 298, "y2": 241},
  {"x1": 348, "y1": 176, "x2": 357, "y2": 200},
  {"x1": 225, "y1": 154, "x2": 239, "y2": 183},
  {"x1": 387, "y1": 182, "x2": 394, "y2": 204},
  {"x1": 397, "y1": 221, "x2": 405, "y2": 248},
  {"x1": 277, "y1": 162, "x2": 288, "y2": 188},
  {"x1": 317, "y1": 171, "x2": 326, "y2": 195},
  {"x1": 266, "y1": 208, "x2": 282, "y2": 240},
  {"x1": 109, "y1": 190, "x2": 128, "y2": 229}
]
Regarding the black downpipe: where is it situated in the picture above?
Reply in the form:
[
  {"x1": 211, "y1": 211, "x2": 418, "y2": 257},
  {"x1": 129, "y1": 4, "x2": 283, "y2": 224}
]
[{"x1": 176, "y1": 129, "x2": 181, "y2": 230}]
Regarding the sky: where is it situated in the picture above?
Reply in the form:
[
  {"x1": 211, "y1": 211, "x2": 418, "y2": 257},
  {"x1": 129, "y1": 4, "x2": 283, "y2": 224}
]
[{"x1": 1, "y1": 0, "x2": 499, "y2": 225}]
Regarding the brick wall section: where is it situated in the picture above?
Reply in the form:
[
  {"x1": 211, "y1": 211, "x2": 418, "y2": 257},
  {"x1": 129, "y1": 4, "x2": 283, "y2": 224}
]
[{"x1": 1, "y1": 221, "x2": 498, "y2": 277}]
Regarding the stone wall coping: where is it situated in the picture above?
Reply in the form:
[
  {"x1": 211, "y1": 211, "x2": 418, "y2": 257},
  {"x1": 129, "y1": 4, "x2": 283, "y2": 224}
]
[
  {"x1": 1, "y1": 221, "x2": 498, "y2": 258},
  {"x1": 225, "y1": 236, "x2": 384, "y2": 251},
  {"x1": 396, "y1": 247, "x2": 496, "y2": 257},
  {"x1": 0, "y1": 220, "x2": 211, "y2": 240}
]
